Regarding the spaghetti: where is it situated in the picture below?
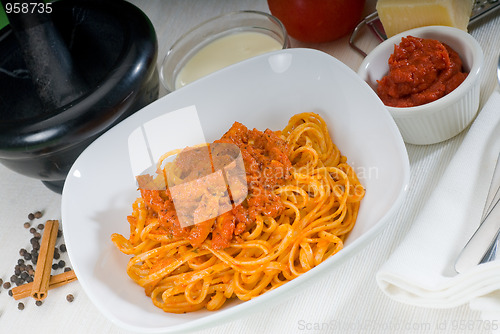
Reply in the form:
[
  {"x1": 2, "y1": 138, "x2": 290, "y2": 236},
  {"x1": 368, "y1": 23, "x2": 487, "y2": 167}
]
[{"x1": 111, "y1": 112, "x2": 365, "y2": 313}]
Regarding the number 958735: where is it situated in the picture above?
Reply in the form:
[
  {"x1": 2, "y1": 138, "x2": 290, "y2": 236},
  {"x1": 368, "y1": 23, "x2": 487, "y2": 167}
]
[{"x1": 4, "y1": 2, "x2": 52, "y2": 14}]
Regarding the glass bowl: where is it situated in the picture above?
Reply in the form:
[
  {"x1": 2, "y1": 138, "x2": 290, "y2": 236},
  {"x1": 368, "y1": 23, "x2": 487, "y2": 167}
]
[{"x1": 160, "y1": 10, "x2": 289, "y2": 92}]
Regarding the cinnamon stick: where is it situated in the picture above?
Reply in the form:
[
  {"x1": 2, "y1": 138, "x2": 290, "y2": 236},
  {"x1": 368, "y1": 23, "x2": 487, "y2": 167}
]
[
  {"x1": 12, "y1": 270, "x2": 77, "y2": 300},
  {"x1": 31, "y1": 219, "x2": 59, "y2": 300}
]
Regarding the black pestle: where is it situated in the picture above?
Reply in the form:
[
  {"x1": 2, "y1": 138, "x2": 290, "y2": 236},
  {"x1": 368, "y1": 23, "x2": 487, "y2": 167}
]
[{"x1": 1, "y1": 0, "x2": 88, "y2": 111}]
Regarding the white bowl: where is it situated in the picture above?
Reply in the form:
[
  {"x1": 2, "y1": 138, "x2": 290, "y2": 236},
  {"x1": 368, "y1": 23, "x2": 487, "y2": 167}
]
[
  {"x1": 358, "y1": 26, "x2": 483, "y2": 145},
  {"x1": 61, "y1": 48, "x2": 409, "y2": 333}
]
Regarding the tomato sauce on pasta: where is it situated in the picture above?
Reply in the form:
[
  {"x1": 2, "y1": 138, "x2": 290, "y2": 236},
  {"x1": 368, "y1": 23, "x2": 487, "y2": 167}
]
[{"x1": 112, "y1": 112, "x2": 365, "y2": 313}]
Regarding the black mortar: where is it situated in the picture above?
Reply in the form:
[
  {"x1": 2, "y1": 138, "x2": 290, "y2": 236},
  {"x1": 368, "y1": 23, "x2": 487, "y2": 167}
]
[{"x1": 0, "y1": 0, "x2": 159, "y2": 193}]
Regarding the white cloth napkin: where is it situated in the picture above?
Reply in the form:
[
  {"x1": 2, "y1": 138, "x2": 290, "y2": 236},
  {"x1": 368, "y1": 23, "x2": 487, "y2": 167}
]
[{"x1": 377, "y1": 90, "x2": 500, "y2": 310}]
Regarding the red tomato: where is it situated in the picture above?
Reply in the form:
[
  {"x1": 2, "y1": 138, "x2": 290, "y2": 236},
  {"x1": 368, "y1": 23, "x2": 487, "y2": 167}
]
[{"x1": 267, "y1": 0, "x2": 366, "y2": 43}]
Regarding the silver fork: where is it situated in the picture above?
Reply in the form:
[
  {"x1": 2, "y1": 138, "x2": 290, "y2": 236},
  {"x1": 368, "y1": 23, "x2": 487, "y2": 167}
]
[
  {"x1": 454, "y1": 153, "x2": 500, "y2": 273},
  {"x1": 479, "y1": 177, "x2": 500, "y2": 264},
  {"x1": 454, "y1": 54, "x2": 500, "y2": 272},
  {"x1": 479, "y1": 54, "x2": 500, "y2": 264}
]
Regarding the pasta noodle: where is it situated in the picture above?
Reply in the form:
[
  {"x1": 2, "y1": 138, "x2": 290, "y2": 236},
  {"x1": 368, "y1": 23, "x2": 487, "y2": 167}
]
[{"x1": 111, "y1": 112, "x2": 365, "y2": 313}]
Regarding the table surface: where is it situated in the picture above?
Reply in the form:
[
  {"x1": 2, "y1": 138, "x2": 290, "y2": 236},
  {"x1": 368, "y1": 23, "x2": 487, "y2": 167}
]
[{"x1": 1, "y1": 1, "x2": 500, "y2": 333}]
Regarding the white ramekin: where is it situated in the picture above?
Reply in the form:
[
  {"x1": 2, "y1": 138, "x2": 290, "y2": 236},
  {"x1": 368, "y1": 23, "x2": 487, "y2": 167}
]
[{"x1": 358, "y1": 26, "x2": 483, "y2": 145}]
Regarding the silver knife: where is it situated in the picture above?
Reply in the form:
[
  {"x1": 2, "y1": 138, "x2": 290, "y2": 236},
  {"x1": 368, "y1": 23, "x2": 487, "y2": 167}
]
[{"x1": 455, "y1": 154, "x2": 500, "y2": 273}]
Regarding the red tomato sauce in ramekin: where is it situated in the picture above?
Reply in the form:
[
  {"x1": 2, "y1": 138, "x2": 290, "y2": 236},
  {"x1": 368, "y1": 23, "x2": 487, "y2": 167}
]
[{"x1": 376, "y1": 35, "x2": 468, "y2": 108}]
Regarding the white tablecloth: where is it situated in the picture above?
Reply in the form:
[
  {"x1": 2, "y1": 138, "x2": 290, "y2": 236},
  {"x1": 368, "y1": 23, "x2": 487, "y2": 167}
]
[{"x1": 1, "y1": 1, "x2": 500, "y2": 333}]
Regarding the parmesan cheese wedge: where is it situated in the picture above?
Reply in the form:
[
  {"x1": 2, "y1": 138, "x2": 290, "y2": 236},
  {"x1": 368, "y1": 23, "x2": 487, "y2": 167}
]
[{"x1": 376, "y1": 0, "x2": 474, "y2": 37}]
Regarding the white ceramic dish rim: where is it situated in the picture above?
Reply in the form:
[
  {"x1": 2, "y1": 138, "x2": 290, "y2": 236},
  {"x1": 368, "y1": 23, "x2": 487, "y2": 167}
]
[
  {"x1": 358, "y1": 25, "x2": 483, "y2": 118},
  {"x1": 62, "y1": 48, "x2": 410, "y2": 333}
]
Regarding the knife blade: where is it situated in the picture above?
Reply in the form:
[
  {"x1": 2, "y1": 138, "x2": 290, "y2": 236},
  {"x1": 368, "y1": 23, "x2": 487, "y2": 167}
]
[{"x1": 454, "y1": 154, "x2": 500, "y2": 273}]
